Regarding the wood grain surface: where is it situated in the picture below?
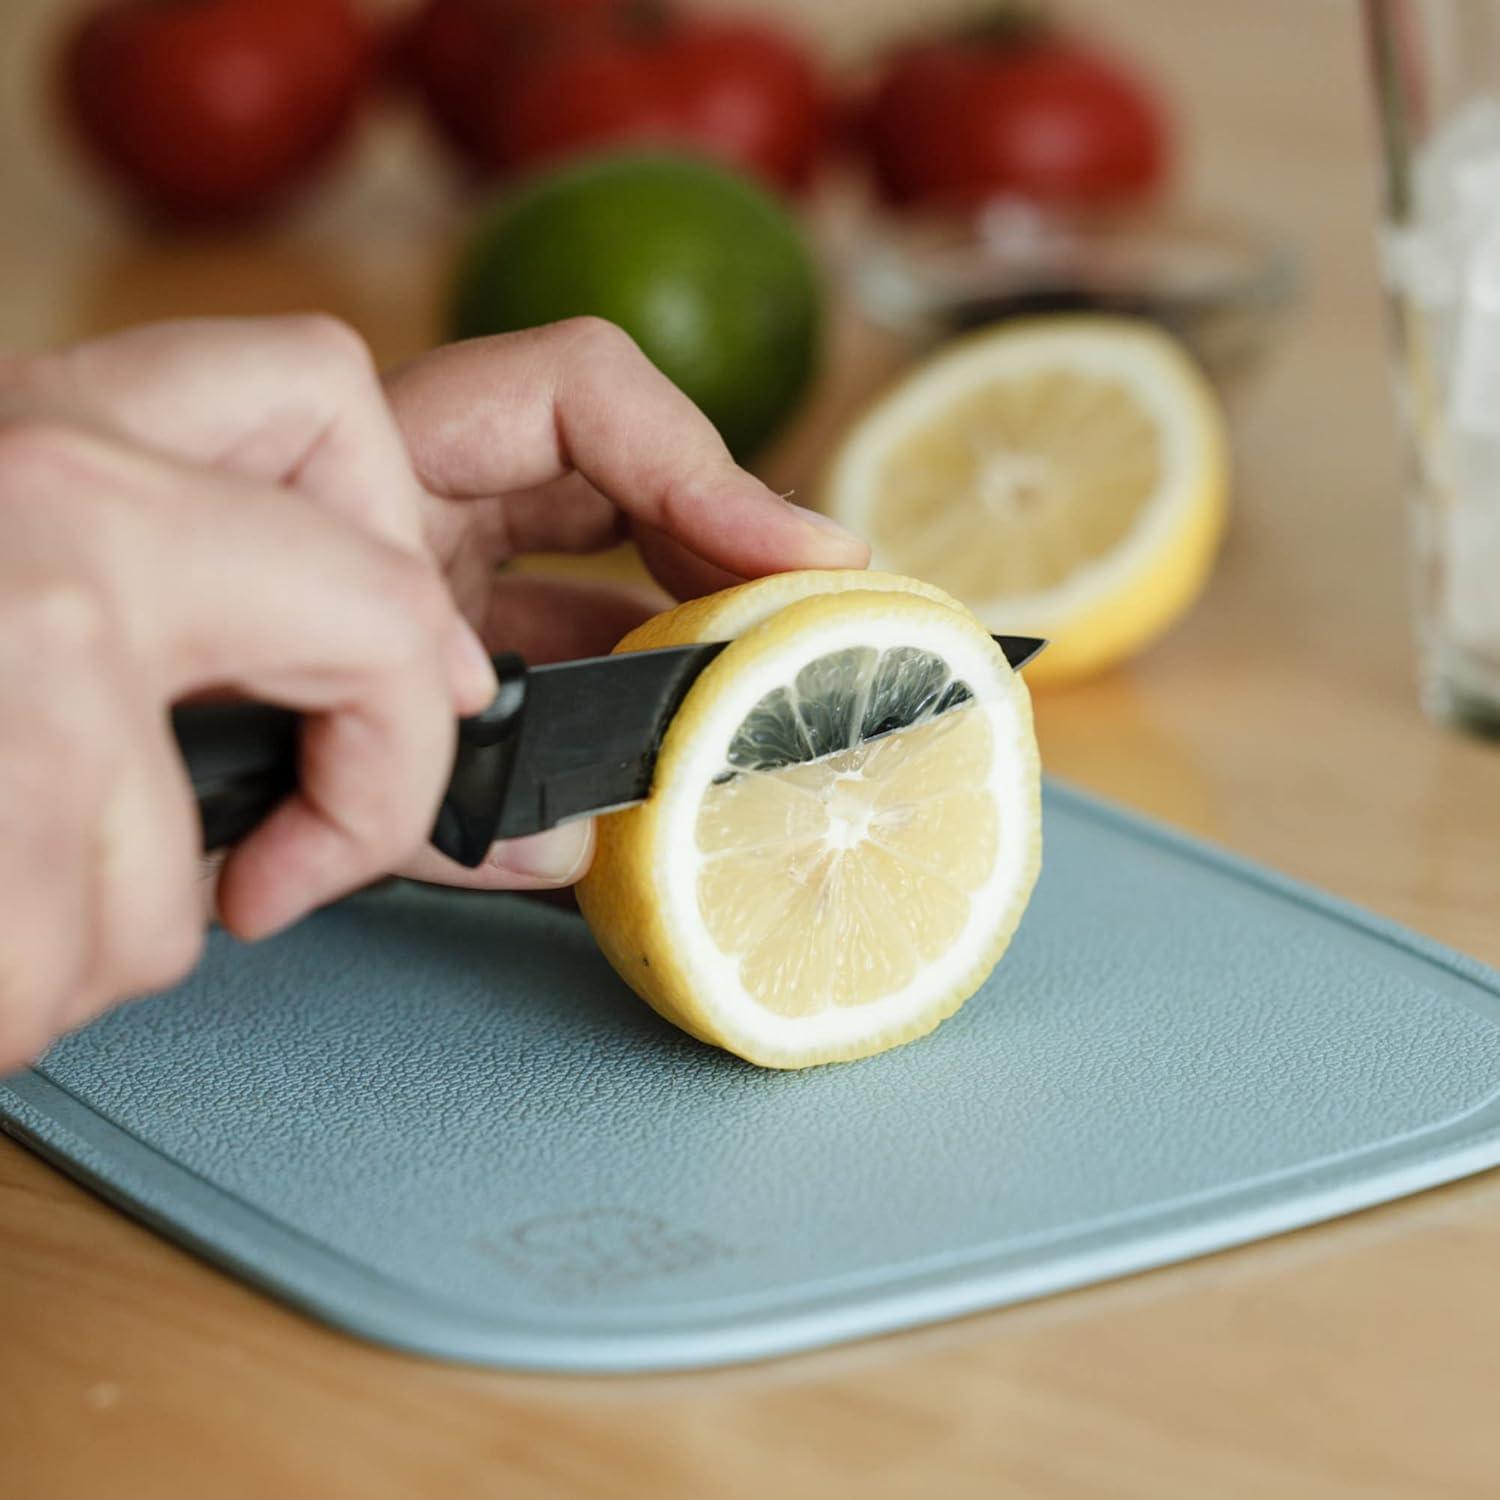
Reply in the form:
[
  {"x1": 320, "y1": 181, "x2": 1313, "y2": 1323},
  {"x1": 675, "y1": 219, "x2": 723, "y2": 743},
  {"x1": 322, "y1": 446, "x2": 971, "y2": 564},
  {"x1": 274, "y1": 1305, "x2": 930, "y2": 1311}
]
[{"x1": 3, "y1": 1, "x2": 1500, "y2": 1496}]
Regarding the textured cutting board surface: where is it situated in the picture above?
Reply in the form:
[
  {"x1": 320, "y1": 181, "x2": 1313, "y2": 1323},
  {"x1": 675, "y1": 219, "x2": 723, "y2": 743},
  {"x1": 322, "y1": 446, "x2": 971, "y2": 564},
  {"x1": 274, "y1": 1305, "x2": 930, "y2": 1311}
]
[{"x1": 5, "y1": 783, "x2": 1500, "y2": 1373}]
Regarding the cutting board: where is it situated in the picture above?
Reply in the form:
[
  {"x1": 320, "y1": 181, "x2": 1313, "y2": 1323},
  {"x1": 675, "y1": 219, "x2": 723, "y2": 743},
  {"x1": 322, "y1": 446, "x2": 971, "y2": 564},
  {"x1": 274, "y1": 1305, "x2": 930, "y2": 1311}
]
[{"x1": 4, "y1": 782, "x2": 1500, "y2": 1372}]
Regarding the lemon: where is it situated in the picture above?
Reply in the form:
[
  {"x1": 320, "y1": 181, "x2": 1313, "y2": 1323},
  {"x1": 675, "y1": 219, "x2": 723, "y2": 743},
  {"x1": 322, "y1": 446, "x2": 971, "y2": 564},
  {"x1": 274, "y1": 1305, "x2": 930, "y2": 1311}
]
[
  {"x1": 576, "y1": 572, "x2": 1041, "y2": 1069},
  {"x1": 816, "y1": 318, "x2": 1229, "y2": 685}
]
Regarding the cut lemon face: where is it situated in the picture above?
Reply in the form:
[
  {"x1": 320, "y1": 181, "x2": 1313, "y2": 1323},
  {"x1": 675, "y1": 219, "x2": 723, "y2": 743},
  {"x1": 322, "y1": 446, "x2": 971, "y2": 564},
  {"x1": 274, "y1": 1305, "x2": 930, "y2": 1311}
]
[
  {"x1": 817, "y1": 318, "x2": 1229, "y2": 686},
  {"x1": 576, "y1": 572, "x2": 1041, "y2": 1069}
]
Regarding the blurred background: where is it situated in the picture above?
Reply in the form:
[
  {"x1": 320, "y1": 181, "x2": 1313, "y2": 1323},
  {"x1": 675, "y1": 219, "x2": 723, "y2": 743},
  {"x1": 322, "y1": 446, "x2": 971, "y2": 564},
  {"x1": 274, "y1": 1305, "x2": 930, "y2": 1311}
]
[
  {"x1": 4, "y1": 0, "x2": 1465, "y2": 938},
  {"x1": 0, "y1": 0, "x2": 1370, "y2": 405}
]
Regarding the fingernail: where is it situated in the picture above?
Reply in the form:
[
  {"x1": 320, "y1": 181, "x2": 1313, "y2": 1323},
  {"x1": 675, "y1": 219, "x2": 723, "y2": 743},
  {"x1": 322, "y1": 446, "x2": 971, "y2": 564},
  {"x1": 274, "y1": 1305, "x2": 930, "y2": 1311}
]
[
  {"x1": 487, "y1": 821, "x2": 594, "y2": 885},
  {"x1": 447, "y1": 617, "x2": 500, "y2": 713},
  {"x1": 788, "y1": 502, "x2": 863, "y2": 543}
]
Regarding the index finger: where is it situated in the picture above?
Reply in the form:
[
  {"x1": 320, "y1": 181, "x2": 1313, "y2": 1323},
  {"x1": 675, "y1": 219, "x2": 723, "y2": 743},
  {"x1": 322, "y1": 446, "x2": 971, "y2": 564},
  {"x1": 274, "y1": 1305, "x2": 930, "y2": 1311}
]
[{"x1": 383, "y1": 318, "x2": 870, "y2": 580}]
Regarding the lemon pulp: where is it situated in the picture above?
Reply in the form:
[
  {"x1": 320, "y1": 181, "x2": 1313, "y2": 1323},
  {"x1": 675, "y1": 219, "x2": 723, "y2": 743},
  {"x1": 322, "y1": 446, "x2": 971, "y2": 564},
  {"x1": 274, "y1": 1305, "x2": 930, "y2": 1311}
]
[
  {"x1": 693, "y1": 644, "x2": 995, "y2": 1017},
  {"x1": 875, "y1": 368, "x2": 1163, "y2": 600},
  {"x1": 817, "y1": 318, "x2": 1229, "y2": 686}
]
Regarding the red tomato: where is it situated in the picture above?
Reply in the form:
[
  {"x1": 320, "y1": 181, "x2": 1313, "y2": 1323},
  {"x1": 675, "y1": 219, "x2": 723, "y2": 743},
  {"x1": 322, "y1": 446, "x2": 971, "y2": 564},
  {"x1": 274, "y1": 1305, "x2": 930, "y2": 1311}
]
[
  {"x1": 395, "y1": 0, "x2": 619, "y2": 168},
  {"x1": 400, "y1": 0, "x2": 826, "y2": 193},
  {"x1": 61, "y1": 0, "x2": 373, "y2": 223},
  {"x1": 862, "y1": 31, "x2": 1170, "y2": 212}
]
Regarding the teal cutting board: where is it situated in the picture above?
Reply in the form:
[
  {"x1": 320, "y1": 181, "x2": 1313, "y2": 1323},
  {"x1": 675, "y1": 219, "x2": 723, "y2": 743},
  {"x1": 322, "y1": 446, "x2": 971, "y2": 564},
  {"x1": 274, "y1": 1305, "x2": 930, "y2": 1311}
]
[{"x1": 4, "y1": 782, "x2": 1500, "y2": 1372}]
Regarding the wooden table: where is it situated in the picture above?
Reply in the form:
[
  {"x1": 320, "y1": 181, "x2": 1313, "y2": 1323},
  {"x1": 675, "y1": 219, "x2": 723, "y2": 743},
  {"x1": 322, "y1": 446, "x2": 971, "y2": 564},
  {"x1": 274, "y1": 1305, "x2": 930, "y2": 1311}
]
[{"x1": 4, "y1": 1, "x2": 1500, "y2": 1495}]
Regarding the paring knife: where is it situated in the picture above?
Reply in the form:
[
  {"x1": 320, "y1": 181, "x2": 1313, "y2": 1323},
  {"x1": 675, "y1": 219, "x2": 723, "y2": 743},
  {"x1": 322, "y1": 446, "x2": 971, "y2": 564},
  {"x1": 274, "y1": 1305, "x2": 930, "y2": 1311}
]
[{"x1": 174, "y1": 635, "x2": 1047, "y2": 869}]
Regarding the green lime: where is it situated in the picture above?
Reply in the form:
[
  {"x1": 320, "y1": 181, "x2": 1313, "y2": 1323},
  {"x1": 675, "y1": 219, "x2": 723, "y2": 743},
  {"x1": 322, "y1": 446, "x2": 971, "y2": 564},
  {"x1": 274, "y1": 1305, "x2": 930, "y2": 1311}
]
[{"x1": 448, "y1": 151, "x2": 822, "y2": 462}]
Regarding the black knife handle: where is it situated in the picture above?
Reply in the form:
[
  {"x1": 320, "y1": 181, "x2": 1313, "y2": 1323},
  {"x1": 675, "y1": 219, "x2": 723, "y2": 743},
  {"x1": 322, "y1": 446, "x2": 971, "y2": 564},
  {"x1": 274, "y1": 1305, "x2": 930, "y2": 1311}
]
[
  {"x1": 171, "y1": 652, "x2": 529, "y2": 870},
  {"x1": 173, "y1": 701, "x2": 300, "y2": 853},
  {"x1": 430, "y1": 652, "x2": 529, "y2": 867}
]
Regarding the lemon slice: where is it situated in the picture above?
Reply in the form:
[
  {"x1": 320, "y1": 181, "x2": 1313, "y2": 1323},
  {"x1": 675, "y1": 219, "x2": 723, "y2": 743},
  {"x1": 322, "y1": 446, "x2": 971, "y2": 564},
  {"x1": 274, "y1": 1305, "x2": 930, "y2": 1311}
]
[
  {"x1": 817, "y1": 318, "x2": 1229, "y2": 685},
  {"x1": 576, "y1": 571, "x2": 1041, "y2": 1069}
]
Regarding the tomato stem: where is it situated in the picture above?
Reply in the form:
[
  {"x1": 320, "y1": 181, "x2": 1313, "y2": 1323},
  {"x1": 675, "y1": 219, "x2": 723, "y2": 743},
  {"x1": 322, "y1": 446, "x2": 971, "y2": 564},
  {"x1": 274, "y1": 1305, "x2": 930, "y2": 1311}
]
[
  {"x1": 620, "y1": 0, "x2": 674, "y2": 41},
  {"x1": 954, "y1": 2, "x2": 1052, "y2": 49}
]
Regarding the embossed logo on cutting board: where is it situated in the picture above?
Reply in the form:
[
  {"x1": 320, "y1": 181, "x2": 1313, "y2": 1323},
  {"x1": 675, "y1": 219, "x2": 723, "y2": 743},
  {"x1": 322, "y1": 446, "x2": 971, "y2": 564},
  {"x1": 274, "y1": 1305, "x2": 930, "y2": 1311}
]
[{"x1": 480, "y1": 1209, "x2": 732, "y2": 1294}]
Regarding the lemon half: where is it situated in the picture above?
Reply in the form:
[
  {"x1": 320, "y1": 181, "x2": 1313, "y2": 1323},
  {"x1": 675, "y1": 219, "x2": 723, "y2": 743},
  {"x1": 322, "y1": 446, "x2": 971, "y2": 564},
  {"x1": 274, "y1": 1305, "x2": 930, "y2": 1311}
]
[
  {"x1": 577, "y1": 572, "x2": 1041, "y2": 1069},
  {"x1": 817, "y1": 318, "x2": 1229, "y2": 685}
]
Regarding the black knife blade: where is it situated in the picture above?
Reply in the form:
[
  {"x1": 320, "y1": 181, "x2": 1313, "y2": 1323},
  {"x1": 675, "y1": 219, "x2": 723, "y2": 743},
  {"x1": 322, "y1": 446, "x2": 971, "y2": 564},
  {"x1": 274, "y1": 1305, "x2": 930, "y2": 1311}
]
[{"x1": 174, "y1": 634, "x2": 1046, "y2": 868}]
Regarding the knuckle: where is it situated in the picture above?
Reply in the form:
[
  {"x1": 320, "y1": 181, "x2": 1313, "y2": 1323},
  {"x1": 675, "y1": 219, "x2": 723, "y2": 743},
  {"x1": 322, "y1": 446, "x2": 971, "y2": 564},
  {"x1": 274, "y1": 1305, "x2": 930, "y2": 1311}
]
[
  {"x1": 350, "y1": 804, "x2": 424, "y2": 873},
  {"x1": 0, "y1": 581, "x2": 111, "y2": 661},
  {"x1": 332, "y1": 802, "x2": 398, "y2": 867},
  {"x1": 556, "y1": 314, "x2": 640, "y2": 365},
  {"x1": 372, "y1": 802, "x2": 437, "y2": 874},
  {"x1": 276, "y1": 313, "x2": 375, "y2": 383}
]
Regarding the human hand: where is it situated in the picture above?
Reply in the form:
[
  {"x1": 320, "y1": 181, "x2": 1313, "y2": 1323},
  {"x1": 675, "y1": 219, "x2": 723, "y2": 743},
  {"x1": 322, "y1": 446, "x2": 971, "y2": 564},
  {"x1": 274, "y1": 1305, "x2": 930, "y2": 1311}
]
[
  {"x1": 380, "y1": 317, "x2": 869, "y2": 885},
  {"x1": 0, "y1": 315, "x2": 864, "y2": 1068}
]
